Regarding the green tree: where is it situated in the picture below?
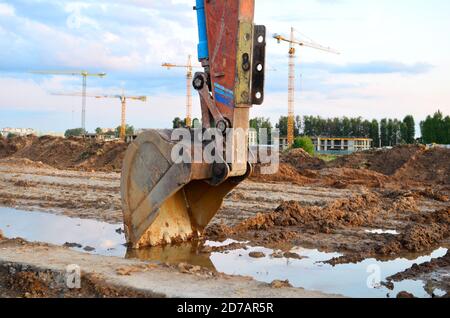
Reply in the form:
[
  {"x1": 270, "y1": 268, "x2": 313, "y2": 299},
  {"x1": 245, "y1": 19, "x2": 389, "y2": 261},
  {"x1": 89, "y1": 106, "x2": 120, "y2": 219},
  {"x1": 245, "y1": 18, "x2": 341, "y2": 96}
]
[
  {"x1": 64, "y1": 128, "x2": 87, "y2": 138},
  {"x1": 380, "y1": 119, "x2": 388, "y2": 147},
  {"x1": 276, "y1": 116, "x2": 299, "y2": 137},
  {"x1": 276, "y1": 116, "x2": 288, "y2": 137},
  {"x1": 293, "y1": 136, "x2": 315, "y2": 155},
  {"x1": 115, "y1": 125, "x2": 135, "y2": 137},
  {"x1": 250, "y1": 117, "x2": 273, "y2": 144},
  {"x1": 444, "y1": 116, "x2": 450, "y2": 144},
  {"x1": 369, "y1": 120, "x2": 380, "y2": 148},
  {"x1": 172, "y1": 117, "x2": 186, "y2": 129},
  {"x1": 401, "y1": 115, "x2": 416, "y2": 144},
  {"x1": 95, "y1": 127, "x2": 103, "y2": 135},
  {"x1": 421, "y1": 110, "x2": 448, "y2": 144}
]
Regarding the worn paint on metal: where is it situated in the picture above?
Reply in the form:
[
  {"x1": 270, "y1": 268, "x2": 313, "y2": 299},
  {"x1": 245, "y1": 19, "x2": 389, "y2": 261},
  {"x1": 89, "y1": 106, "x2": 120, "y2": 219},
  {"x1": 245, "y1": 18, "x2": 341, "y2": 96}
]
[{"x1": 235, "y1": 21, "x2": 253, "y2": 106}]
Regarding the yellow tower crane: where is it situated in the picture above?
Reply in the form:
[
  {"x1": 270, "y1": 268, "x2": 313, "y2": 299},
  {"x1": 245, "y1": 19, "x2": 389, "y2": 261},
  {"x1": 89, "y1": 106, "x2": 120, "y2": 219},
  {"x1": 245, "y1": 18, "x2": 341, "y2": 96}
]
[
  {"x1": 162, "y1": 55, "x2": 201, "y2": 127},
  {"x1": 274, "y1": 28, "x2": 339, "y2": 146},
  {"x1": 30, "y1": 70, "x2": 107, "y2": 131},
  {"x1": 53, "y1": 90, "x2": 147, "y2": 139}
]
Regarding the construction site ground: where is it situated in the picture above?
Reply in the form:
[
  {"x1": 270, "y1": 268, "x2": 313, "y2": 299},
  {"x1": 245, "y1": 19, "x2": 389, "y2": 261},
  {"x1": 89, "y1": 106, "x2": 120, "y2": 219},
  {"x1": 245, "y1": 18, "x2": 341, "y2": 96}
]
[{"x1": 0, "y1": 136, "x2": 449, "y2": 298}]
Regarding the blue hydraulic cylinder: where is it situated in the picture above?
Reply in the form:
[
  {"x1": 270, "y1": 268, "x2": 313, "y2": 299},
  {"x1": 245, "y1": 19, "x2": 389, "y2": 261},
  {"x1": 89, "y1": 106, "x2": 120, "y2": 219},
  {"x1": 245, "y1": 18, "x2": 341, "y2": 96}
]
[{"x1": 195, "y1": 0, "x2": 209, "y2": 61}]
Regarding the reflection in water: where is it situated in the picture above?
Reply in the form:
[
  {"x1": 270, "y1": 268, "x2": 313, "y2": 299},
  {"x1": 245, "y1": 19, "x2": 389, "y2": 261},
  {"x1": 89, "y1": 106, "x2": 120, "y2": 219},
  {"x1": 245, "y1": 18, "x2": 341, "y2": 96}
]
[
  {"x1": 126, "y1": 241, "x2": 215, "y2": 270},
  {"x1": 365, "y1": 229, "x2": 400, "y2": 235},
  {"x1": 0, "y1": 207, "x2": 447, "y2": 298}
]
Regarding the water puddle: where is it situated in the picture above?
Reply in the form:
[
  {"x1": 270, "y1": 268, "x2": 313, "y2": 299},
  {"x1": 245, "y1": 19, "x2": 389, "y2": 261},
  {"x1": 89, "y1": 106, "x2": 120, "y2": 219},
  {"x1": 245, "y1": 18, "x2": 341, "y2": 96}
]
[
  {"x1": 0, "y1": 207, "x2": 447, "y2": 298},
  {"x1": 365, "y1": 229, "x2": 400, "y2": 235}
]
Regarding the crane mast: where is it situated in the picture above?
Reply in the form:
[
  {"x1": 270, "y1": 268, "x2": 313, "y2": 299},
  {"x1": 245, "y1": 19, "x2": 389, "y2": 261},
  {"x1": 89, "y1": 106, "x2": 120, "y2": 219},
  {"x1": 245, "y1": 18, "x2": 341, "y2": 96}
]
[
  {"x1": 274, "y1": 28, "x2": 339, "y2": 147},
  {"x1": 162, "y1": 55, "x2": 201, "y2": 127},
  {"x1": 288, "y1": 27, "x2": 296, "y2": 147},
  {"x1": 186, "y1": 55, "x2": 193, "y2": 127},
  {"x1": 52, "y1": 90, "x2": 147, "y2": 139},
  {"x1": 30, "y1": 70, "x2": 106, "y2": 131}
]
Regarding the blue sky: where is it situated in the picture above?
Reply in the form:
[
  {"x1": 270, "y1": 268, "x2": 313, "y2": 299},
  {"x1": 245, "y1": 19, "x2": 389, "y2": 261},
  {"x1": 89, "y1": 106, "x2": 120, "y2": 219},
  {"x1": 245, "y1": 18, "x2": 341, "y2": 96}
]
[{"x1": 0, "y1": 0, "x2": 449, "y2": 132}]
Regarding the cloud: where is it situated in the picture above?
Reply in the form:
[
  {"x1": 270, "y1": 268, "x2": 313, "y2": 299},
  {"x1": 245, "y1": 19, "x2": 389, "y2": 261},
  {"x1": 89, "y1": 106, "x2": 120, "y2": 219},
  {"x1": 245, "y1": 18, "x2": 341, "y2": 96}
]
[
  {"x1": 0, "y1": 2, "x2": 15, "y2": 16},
  {"x1": 0, "y1": 0, "x2": 197, "y2": 73},
  {"x1": 327, "y1": 61, "x2": 434, "y2": 75}
]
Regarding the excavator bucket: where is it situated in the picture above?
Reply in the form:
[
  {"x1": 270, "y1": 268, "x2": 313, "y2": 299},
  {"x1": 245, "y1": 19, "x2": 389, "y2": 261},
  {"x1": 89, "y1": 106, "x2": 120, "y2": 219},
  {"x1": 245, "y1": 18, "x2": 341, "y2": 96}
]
[
  {"x1": 121, "y1": 0, "x2": 266, "y2": 248},
  {"x1": 121, "y1": 130, "x2": 250, "y2": 248}
]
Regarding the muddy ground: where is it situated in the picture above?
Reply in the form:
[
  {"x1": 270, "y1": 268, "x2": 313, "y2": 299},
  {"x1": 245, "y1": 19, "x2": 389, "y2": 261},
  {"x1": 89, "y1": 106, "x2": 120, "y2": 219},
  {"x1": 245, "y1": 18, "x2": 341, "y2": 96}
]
[{"x1": 0, "y1": 136, "x2": 449, "y2": 297}]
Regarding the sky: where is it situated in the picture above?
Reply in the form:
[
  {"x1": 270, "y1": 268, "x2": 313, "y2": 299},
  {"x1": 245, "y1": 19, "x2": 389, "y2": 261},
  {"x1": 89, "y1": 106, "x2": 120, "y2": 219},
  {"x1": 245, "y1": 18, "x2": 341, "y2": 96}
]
[{"x1": 0, "y1": 0, "x2": 449, "y2": 133}]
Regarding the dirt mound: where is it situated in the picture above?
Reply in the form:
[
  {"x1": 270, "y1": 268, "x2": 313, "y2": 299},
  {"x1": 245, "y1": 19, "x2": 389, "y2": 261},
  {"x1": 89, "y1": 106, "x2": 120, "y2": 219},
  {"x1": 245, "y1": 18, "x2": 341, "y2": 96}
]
[
  {"x1": 317, "y1": 168, "x2": 389, "y2": 188},
  {"x1": 73, "y1": 141, "x2": 128, "y2": 172},
  {"x1": 387, "y1": 250, "x2": 450, "y2": 282},
  {"x1": 250, "y1": 163, "x2": 312, "y2": 185},
  {"x1": 251, "y1": 164, "x2": 389, "y2": 189},
  {"x1": 0, "y1": 135, "x2": 37, "y2": 159},
  {"x1": 393, "y1": 147, "x2": 450, "y2": 185},
  {"x1": 281, "y1": 148, "x2": 326, "y2": 171},
  {"x1": 206, "y1": 192, "x2": 381, "y2": 241},
  {"x1": 253, "y1": 145, "x2": 449, "y2": 188},
  {"x1": 330, "y1": 145, "x2": 425, "y2": 176},
  {"x1": 206, "y1": 190, "x2": 449, "y2": 260},
  {"x1": 1, "y1": 135, "x2": 127, "y2": 172},
  {"x1": 236, "y1": 192, "x2": 380, "y2": 234}
]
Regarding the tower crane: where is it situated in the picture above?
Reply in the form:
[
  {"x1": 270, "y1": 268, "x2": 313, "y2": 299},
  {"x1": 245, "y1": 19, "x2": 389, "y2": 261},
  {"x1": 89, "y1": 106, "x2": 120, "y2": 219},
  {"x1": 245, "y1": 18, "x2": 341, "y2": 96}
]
[
  {"x1": 162, "y1": 55, "x2": 201, "y2": 127},
  {"x1": 30, "y1": 70, "x2": 106, "y2": 131},
  {"x1": 273, "y1": 28, "x2": 339, "y2": 146},
  {"x1": 53, "y1": 90, "x2": 147, "y2": 139}
]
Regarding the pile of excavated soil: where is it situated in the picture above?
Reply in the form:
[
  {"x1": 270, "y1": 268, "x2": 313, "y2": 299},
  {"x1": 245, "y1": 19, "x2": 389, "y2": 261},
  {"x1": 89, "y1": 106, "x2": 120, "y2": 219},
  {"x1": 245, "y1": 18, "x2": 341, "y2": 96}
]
[
  {"x1": 393, "y1": 147, "x2": 450, "y2": 185},
  {"x1": 281, "y1": 148, "x2": 326, "y2": 170},
  {"x1": 251, "y1": 145, "x2": 450, "y2": 187},
  {"x1": 329, "y1": 145, "x2": 426, "y2": 176},
  {"x1": 206, "y1": 192, "x2": 382, "y2": 240},
  {"x1": 316, "y1": 168, "x2": 389, "y2": 188},
  {"x1": 250, "y1": 163, "x2": 313, "y2": 186},
  {"x1": 250, "y1": 148, "x2": 325, "y2": 185},
  {"x1": 0, "y1": 135, "x2": 37, "y2": 159},
  {"x1": 1, "y1": 135, "x2": 127, "y2": 172},
  {"x1": 251, "y1": 148, "x2": 390, "y2": 188}
]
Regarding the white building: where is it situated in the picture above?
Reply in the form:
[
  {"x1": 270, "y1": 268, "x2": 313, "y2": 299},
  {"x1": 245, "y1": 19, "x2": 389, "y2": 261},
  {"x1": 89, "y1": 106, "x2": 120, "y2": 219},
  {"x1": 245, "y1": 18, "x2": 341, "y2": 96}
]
[
  {"x1": 0, "y1": 128, "x2": 36, "y2": 137},
  {"x1": 312, "y1": 137, "x2": 373, "y2": 154}
]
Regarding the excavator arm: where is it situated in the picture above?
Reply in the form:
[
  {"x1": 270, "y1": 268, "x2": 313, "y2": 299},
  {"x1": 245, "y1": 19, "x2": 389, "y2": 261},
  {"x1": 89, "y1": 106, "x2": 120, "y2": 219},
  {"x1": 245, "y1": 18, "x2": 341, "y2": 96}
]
[{"x1": 121, "y1": 0, "x2": 266, "y2": 248}]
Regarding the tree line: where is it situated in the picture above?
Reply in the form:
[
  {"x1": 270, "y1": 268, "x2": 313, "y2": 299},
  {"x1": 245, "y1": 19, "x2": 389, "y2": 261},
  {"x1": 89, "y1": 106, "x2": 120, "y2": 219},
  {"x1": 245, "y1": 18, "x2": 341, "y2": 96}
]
[
  {"x1": 249, "y1": 115, "x2": 417, "y2": 147},
  {"x1": 169, "y1": 110, "x2": 449, "y2": 147},
  {"x1": 420, "y1": 111, "x2": 450, "y2": 144},
  {"x1": 64, "y1": 125, "x2": 135, "y2": 138}
]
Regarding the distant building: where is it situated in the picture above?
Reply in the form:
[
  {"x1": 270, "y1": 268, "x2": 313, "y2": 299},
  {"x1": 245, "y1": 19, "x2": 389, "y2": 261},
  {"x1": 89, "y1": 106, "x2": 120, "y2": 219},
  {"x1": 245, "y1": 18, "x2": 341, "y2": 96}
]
[
  {"x1": 312, "y1": 137, "x2": 372, "y2": 155},
  {"x1": 99, "y1": 128, "x2": 116, "y2": 134},
  {"x1": 0, "y1": 127, "x2": 36, "y2": 137}
]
